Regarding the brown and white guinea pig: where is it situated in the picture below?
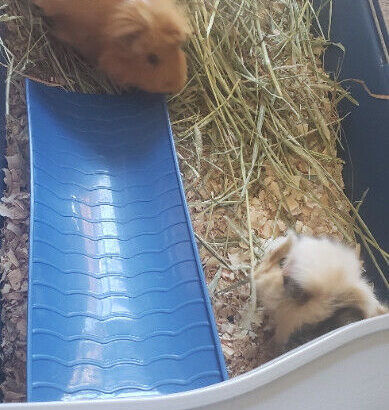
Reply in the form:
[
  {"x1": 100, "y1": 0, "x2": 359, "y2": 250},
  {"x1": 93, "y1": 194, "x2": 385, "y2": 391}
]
[
  {"x1": 255, "y1": 231, "x2": 388, "y2": 351},
  {"x1": 32, "y1": 0, "x2": 191, "y2": 93}
]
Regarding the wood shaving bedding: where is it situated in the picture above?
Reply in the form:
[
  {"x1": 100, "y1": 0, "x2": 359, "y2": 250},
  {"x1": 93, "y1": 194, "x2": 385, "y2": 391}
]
[{"x1": 0, "y1": 78, "x2": 29, "y2": 402}]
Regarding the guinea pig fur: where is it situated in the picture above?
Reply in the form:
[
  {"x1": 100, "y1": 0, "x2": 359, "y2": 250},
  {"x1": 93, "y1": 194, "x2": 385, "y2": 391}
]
[
  {"x1": 254, "y1": 231, "x2": 388, "y2": 349},
  {"x1": 32, "y1": 0, "x2": 191, "y2": 93}
]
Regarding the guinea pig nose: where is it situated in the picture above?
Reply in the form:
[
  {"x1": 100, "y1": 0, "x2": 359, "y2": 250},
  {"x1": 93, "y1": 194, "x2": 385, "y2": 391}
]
[{"x1": 164, "y1": 82, "x2": 181, "y2": 94}]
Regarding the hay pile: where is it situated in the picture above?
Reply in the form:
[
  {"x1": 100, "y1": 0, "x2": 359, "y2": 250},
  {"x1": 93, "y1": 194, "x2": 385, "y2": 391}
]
[{"x1": 0, "y1": 0, "x2": 387, "y2": 402}]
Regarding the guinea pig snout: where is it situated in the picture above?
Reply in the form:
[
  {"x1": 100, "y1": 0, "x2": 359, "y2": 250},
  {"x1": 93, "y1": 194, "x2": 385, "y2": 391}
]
[
  {"x1": 156, "y1": 81, "x2": 181, "y2": 94},
  {"x1": 163, "y1": 80, "x2": 176, "y2": 91},
  {"x1": 163, "y1": 73, "x2": 186, "y2": 93}
]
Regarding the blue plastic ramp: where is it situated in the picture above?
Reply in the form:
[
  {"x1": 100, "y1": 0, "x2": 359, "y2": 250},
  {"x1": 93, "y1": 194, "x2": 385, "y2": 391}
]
[{"x1": 26, "y1": 80, "x2": 228, "y2": 402}]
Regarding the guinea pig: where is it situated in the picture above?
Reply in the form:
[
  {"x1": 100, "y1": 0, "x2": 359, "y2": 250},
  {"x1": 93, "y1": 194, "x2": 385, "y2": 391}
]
[
  {"x1": 32, "y1": 0, "x2": 191, "y2": 93},
  {"x1": 254, "y1": 231, "x2": 388, "y2": 350}
]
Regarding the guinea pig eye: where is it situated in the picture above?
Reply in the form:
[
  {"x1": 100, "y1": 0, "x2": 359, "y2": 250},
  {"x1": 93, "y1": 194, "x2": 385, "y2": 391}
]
[
  {"x1": 279, "y1": 257, "x2": 286, "y2": 268},
  {"x1": 147, "y1": 53, "x2": 159, "y2": 66}
]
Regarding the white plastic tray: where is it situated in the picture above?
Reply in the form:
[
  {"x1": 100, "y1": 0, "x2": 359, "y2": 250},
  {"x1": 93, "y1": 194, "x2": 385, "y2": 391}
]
[{"x1": 2, "y1": 313, "x2": 388, "y2": 409}]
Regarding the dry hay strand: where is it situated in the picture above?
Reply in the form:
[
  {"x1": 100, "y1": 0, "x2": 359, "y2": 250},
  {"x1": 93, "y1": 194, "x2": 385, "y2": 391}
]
[{"x1": 0, "y1": 0, "x2": 388, "y2": 402}]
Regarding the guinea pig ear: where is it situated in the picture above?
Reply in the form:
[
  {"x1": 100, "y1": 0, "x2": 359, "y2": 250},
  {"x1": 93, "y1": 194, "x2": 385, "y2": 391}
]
[
  {"x1": 158, "y1": 3, "x2": 192, "y2": 45},
  {"x1": 268, "y1": 232, "x2": 296, "y2": 266},
  {"x1": 162, "y1": 27, "x2": 189, "y2": 45},
  {"x1": 286, "y1": 229, "x2": 298, "y2": 242},
  {"x1": 161, "y1": 19, "x2": 191, "y2": 45}
]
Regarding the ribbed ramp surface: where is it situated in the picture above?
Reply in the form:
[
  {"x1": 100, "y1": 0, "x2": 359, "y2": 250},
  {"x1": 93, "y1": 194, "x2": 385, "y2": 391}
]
[{"x1": 26, "y1": 80, "x2": 227, "y2": 402}]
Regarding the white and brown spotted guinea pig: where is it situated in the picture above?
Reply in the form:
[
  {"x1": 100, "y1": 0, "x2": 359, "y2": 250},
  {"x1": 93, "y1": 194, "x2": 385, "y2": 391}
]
[
  {"x1": 33, "y1": 0, "x2": 191, "y2": 93},
  {"x1": 255, "y1": 231, "x2": 388, "y2": 351}
]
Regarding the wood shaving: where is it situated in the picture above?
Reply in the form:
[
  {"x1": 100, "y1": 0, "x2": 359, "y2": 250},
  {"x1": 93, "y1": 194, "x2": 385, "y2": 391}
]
[{"x1": 0, "y1": 78, "x2": 29, "y2": 402}]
